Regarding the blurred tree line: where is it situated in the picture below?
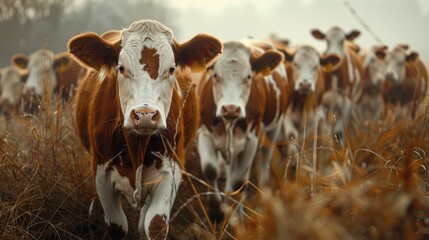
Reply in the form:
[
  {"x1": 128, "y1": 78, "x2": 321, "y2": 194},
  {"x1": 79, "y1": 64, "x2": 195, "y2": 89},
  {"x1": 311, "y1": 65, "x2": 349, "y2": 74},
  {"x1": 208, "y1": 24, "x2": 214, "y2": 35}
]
[{"x1": 0, "y1": 0, "x2": 177, "y2": 66}]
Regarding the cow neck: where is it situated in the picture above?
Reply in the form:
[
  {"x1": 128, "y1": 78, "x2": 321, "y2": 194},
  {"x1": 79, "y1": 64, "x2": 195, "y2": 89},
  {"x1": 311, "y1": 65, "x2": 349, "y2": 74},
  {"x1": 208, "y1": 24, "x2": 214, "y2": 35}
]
[
  {"x1": 199, "y1": 76, "x2": 217, "y2": 130},
  {"x1": 246, "y1": 75, "x2": 264, "y2": 132}
]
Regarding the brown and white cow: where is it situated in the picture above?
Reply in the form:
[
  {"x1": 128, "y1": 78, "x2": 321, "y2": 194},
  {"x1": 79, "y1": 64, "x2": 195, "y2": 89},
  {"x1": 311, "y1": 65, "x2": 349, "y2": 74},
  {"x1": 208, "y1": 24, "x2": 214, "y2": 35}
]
[
  {"x1": 68, "y1": 19, "x2": 222, "y2": 239},
  {"x1": 197, "y1": 41, "x2": 287, "y2": 220},
  {"x1": 280, "y1": 45, "x2": 340, "y2": 158},
  {"x1": 311, "y1": 27, "x2": 364, "y2": 103},
  {"x1": 11, "y1": 49, "x2": 83, "y2": 113},
  {"x1": 0, "y1": 65, "x2": 26, "y2": 115},
  {"x1": 359, "y1": 45, "x2": 388, "y2": 121},
  {"x1": 311, "y1": 27, "x2": 364, "y2": 143},
  {"x1": 382, "y1": 45, "x2": 428, "y2": 119}
]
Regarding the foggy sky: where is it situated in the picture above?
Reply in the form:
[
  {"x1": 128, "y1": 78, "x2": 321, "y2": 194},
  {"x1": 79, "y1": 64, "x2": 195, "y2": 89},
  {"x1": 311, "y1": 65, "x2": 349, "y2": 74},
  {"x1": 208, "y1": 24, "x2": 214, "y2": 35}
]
[{"x1": 167, "y1": 0, "x2": 429, "y2": 65}]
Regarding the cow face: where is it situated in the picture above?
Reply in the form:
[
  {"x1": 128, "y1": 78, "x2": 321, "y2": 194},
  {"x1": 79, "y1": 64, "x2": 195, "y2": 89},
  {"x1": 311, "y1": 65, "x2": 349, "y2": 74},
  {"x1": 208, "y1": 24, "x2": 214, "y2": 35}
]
[
  {"x1": 311, "y1": 27, "x2": 360, "y2": 57},
  {"x1": 286, "y1": 46, "x2": 340, "y2": 93},
  {"x1": 363, "y1": 45, "x2": 388, "y2": 85},
  {"x1": 211, "y1": 42, "x2": 283, "y2": 120},
  {"x1": 385, "y1": 46, "x2": 418, "y2": 84},
  {"x1": 0, "y1": 66, "x2": 25, "y2": 114},
  {"x1": 211, "y1": 42, "x2": 253, "y2": 120},
  {"x1": 69, "y1": 19, "x2": 222, "y2": 135},
  {"x1": 12, "y1": 49, "x2": 71, "y2": 99},
  {"x1": 116, "y1": 23, "x2": 178, "y2": 135}
]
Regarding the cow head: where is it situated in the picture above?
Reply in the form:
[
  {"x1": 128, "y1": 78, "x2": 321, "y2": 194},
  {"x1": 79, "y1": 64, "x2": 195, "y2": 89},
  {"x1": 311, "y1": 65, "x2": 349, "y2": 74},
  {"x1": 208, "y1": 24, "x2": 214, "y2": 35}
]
[
  {"x1": 311, "y1": 26, "x2": 360, "y2": 59},
  {"x1": 69, "y1": 19, "x2": 222, "y2": 135},
  {"x1": 12, "y1": 49, "x2": 71, "y2": 100},
  {"x1": 0, "y1": 66, "x2": 26, "y2": 115},
  {"x1": 385, "y1": 45, "x2": 418, "y2": 84},
  {"x1": 210, "y1": 41, "x2": 282, "y2": 121},
  {"x1": 362, "y1": 45, "x2": 388, "y2": 85},
  {"x1": 284, "y1": 45, "x2": 340, "y2": 93}
]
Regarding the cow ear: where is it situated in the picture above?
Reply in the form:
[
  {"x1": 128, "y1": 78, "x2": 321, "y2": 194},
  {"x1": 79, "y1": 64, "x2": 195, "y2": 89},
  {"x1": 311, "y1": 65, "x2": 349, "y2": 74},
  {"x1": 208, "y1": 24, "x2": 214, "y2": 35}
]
[
  {"x1": 53, "y1": 53, "x2": 72, "y2": 73},
  {"x1": 279, "y1": 48, "x2": 294, "y2": 62},
  {"x1": 68, "y1": 32, "x2": 120, "y2": 71},
  {"x1": 311, "y1": 29, "x2": 325, "y2": 40},
  {"x1": 406, "y1": 51, "x2": 418, "y2": 62},
  {"x1": 252, "y1": 49, "x2": 283, "y2": 76},
  {"x1": 320, "y1": 54, "x2": 340, "y2": 72},
  {"x1": 346, "y1": 30, "x2": 360, "y2": 41},
  {"x1": 11, "y1": 54, "x2": 29, "y2": 70},
  {"x1": 374, "y1": 46, "x2": 387, "y2": 60},
  {"x1": 175, "y1": 34, "x2": 223, "y2": 72},
  {"x1": 397, "y1": 44, "x2": 409, "y2": 51}
]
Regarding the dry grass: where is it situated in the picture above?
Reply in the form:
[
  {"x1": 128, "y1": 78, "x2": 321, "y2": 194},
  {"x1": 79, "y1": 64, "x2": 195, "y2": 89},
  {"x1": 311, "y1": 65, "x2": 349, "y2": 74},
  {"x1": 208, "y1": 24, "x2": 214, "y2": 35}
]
[{"x1": 1, "y1": 88, "x2": 429, "y2": 239}]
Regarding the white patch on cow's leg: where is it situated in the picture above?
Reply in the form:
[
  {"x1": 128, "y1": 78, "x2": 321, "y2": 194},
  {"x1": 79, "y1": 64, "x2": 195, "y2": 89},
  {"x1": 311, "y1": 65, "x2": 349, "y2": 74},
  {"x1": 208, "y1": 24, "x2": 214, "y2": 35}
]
[
  {"x1": 95, "y1": 164, "x2": 128, "y2": 238},
  {"x1": 141, "y1": 158, "x2": 181, "y2": 240},
  {"x1": 197, "y1": 128, "x2": 221, "y2": 196},
  {"x1": 225, "y1": 131, "x2": 259, "y2": 193},
  {"x1": 137, "y1": 195, "x2": 151, "y2": 238}
]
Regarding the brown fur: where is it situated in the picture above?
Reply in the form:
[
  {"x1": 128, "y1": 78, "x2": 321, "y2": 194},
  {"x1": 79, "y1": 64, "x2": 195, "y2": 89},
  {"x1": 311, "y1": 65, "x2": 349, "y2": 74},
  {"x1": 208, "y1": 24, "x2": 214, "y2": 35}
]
[{"x1": 140, "y1": 46, "x2": 160, "y2": 80}]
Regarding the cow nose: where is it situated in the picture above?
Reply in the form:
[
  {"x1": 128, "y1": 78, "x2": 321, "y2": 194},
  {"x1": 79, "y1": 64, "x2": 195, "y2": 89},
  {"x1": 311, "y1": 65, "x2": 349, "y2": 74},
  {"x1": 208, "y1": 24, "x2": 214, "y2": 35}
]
[
  {"x1": 222, "y1": 104, "x2": 241, "y2": 120},
  {"x1": 131, "y1": 107, "x2": 160, "y2": 129},
  {"x1": 299, "y1": 80, "x2": 311, "y2": 92},
  {"x1": 23, "y1": 87, "x2": 36, "y2": 98},
  {"x1": 385, "y1": 72, "x2": 395, "y2": 82}
]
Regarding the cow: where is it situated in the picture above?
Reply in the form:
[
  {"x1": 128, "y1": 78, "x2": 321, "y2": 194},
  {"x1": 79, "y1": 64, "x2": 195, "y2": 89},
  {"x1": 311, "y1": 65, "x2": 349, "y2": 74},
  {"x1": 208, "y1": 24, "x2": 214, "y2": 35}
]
[
  {"x1": 359, "y1": 45, "x2": 388, "y2": 121},
  {"x1": 0, "y1": 65, "x2": 26, "y2": 116},
  {"x1": 382, "y1": 45, "x2": 428, "y2": 119},
  {"x1": 197, "y1": 41, "x2": 287, "y2": 221},
  {"x1": 68, "y1": 19, "x2": 222, "y2": 239},
  {"x1": 11, "y1": 49, "x2": 83, "y2": 113},
  {"x1": 311, "y1": 26, "x2": 364, "y2": 102},
  {"x1": 279, "y1": 45, "x2": 340, "y2": 171},
  {"x1": 311, "y1": 27, "x2": 364, "y2": 144}
]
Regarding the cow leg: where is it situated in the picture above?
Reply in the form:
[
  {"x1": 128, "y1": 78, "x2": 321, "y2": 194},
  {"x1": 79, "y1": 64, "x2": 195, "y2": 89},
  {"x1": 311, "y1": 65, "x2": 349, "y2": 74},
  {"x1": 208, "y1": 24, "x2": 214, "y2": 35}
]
[
  {"x1": 95, "y1": 164, "x2": 128, "y2": 239},
  {"x1": 197, "y1": 130, "x2": 223, "y2": 222},
  {"x1": 138, "y1": 159, "x2": 181, "y2": 240},
  {"x1": 225, "y1": 132, "x2": 258, "y2": 194},
  {"x1": 259, "y1": 122, "x2": 282, "y2": 187}
]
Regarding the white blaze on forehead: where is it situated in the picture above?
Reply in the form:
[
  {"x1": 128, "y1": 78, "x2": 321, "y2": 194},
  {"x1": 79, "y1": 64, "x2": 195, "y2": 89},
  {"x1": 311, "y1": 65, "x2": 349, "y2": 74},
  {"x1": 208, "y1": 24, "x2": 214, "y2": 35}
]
[
  {"x1": 325, "y1": 27, "x2": 346, "y2": 56},
  {"x1": 363, "y1": 46, "x2": 387, "y2": 84},
  {"x1": 293, "y1": 45, "x2": 320, "y2": 91},
  {"x1": 117, "y1": 20, "x2": 176, "y2": 131},
  {"x1": 385, "y1": 47, "x2": 407, "y2": 82},
  {"x1": 213, "y1": 41, "x2": 252, "y2": 118},
  {"x1": 24, "y1": 49, "x2": 57, "y2": 95}
]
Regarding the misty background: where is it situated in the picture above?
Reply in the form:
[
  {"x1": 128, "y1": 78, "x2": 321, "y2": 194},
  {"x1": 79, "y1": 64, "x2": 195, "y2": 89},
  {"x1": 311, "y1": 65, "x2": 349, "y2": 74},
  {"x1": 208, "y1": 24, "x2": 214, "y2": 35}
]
[{"x1": 0, "y1": 0, "x2": 428, "y2": 67}]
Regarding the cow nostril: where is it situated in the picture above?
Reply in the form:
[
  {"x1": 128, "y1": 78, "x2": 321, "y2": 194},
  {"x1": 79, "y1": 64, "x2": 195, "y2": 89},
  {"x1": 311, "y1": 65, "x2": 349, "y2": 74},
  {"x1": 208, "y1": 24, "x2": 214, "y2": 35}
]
[{"x1": 152, "y1": 111, "x2": 160, "y2": 122}]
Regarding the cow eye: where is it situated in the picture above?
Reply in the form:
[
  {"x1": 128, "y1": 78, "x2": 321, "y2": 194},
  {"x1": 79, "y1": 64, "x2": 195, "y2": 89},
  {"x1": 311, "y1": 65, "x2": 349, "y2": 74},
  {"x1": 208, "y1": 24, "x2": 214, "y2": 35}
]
[
  {"x1": 169, "y1": 67, "x2": 175, "y2": 74},
  {"x1": 247, "y1": 75, "x2": 251, "y2": 80},
  {"x1": 116, "y1": 65, "x2": 125, "y2": 73}
]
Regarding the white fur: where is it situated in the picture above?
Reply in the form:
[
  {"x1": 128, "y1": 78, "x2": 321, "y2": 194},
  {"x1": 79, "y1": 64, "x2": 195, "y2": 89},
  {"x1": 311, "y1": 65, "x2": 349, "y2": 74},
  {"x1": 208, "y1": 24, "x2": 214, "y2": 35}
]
[
  {"x1": 212, "y1": 42, "x2": 252, "y2": 119},
  {"x1": 23, "y1": 49, "x2": 57, "y2": 96},
  {"x1": 0, "y1": 66, "x2": 23, "y2": 107},
  {"x1": 117, "y1": 20, "x2": 176, "y2": 134}
]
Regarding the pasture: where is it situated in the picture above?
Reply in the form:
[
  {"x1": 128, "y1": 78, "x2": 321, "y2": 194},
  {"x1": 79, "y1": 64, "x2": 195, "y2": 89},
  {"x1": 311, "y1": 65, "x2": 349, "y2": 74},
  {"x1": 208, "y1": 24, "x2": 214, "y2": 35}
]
[{"x1": 0, "y1": 69, "x2": 428, "y2": 239}]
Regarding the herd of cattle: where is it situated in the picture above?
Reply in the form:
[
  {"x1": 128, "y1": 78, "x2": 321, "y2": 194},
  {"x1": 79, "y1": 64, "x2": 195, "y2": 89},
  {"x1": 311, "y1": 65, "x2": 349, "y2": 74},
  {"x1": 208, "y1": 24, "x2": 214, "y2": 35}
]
[{"x1": 1, "y1": 20, "x2": 427, "y2": 239}]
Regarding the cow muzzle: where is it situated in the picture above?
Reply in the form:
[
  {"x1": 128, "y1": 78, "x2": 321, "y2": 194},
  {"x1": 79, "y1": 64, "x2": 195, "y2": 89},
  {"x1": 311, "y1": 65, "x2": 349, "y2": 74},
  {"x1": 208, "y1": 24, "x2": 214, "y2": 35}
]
[
  {"x1": 385, "y1": 72, "x2": 397, "y2": 83},
  {"x1": 221, "y1": 104, "x2": 241, "y2": 120},
  {"x1": 298, "y1": 80, "x2": 313, "y2": 93},
  {"x1": 130, "y1": 107, "x2": 161, "y2": 134}
]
